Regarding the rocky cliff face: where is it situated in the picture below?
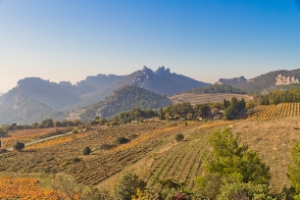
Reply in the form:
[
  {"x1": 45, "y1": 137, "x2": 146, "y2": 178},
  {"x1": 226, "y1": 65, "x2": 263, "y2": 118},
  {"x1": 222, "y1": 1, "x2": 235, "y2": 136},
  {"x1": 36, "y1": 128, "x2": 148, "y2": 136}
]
[{"x1": 275, "y1": 74, "x2": 299, "y2": 85}]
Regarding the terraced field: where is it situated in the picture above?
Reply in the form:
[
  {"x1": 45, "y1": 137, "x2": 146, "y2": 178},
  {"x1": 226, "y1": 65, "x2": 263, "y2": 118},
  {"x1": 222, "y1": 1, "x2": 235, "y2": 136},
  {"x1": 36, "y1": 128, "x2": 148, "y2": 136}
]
[{"x1": 169, "y1": 93, "x2": 252, "y2": 105}]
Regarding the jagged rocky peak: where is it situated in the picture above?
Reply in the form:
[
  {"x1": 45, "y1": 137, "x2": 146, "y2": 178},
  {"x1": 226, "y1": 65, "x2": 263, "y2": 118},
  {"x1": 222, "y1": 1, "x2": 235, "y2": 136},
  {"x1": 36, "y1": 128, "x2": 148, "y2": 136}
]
[
  {"x1": 140, "y1": 66, "x2": 154, "y2": 75},
  {"x1": 155, "y1": 66, "x2": 170, "y2": 76}
]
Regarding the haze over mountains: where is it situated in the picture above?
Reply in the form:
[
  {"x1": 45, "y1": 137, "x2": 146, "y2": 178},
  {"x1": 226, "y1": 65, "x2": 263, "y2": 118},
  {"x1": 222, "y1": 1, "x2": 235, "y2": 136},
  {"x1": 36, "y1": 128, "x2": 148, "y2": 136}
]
[
  {"x1": 0, "y1": 66, "x2": 208, "y2": 124},
  {"x1": 1, "y1": 67, "x2": 300, "y2": 125},
  {"x1": 216, "y1": 69, "x2": 300, "y2": 92}
]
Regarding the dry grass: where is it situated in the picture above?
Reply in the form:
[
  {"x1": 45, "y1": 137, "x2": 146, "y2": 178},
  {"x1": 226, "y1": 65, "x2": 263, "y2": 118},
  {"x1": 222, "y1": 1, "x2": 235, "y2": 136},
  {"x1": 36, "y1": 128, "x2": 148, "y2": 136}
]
[{"x1": 231, "y1": 117, "x2": 300, "y2": 190}]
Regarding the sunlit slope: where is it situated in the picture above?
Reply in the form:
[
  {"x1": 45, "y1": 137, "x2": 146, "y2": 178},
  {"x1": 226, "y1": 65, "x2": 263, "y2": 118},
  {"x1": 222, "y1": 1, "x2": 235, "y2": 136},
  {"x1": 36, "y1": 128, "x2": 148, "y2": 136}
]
[{"x1": 169, "y1": 93, "x2": 252, "y2": 105}]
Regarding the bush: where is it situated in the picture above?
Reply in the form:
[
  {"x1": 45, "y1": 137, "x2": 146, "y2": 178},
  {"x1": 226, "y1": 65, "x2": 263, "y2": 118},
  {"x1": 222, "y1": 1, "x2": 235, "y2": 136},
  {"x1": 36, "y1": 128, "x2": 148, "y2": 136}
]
[
  {"x1": 83, "y1": 147, "x2": 91, "y2": 155},
  {"x1": 115, "y1": 137, "x2": 130, "y2": 144},
  {"x1": 175, "y1": 133, "x2": 184, "y2": 142},
  {"x1": 13, "y1": 142, "x2": 25, "y2": 151}
]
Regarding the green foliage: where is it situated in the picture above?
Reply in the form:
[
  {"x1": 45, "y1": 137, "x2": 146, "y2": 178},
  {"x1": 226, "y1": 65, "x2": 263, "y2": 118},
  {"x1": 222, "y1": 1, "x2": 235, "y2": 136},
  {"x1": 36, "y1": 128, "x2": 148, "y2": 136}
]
[
  {"x1": 83, "y1": 147, "x2": 91, "y2": 155},
  {"x1": 114, "y1": 137, "x2": 130, "y2": 144},
  {"x1": 90, "y1": 117, "x2": 107, "y2": 125},
  {"x1": 195, "y1": 128, "x2": 271, "y2": 198},
  {"x1": 113, "y1": 172, "x2": 146, "y2": 200},
  {"x1": 223, "y1": 97, "x2": 246, "y2": 120},
  {"x1": 164, "y1": 102, "x2": 193, "y2": 120},
  {"x1": 259, "y1": 89, "x2": 300, "y2": 105},
  {"x1": 13, "y1": 142, "x2": 25, "y2": 151},
  {"x1": 288, "y1": 140, "x2": 300, "y2": 197},
  {"x1": 194, "y1": 173, "x2": 223, "y2": 199},
  {"x1": 175, "y1": 133, "x2": 184, "y2": 142},
  {"x1": 193, "y1": 104, "x2": 211, "y2": 119},
  {"x1": 184, "y1": 84, "x2": 246, "y2": 94},
  {"x1": 217, "y1": 182, "x2": 277, "y2": 200},
  {"x1": 204, "y1": 128, "x2": 270, "y2": 184}
]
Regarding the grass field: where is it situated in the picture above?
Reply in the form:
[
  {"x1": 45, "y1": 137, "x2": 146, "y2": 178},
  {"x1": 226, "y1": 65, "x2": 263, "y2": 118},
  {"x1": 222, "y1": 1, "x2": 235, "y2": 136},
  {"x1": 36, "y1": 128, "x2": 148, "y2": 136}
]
[{"x1": 168, "y1": 93, "x2": 252, "y2": 105}]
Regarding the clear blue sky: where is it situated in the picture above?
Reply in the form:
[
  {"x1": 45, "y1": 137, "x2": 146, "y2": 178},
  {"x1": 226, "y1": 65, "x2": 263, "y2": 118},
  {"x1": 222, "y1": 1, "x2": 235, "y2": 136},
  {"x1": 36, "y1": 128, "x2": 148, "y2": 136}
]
[{"x1": 0, "y1": 0, "x2": 300, "y2": 92}]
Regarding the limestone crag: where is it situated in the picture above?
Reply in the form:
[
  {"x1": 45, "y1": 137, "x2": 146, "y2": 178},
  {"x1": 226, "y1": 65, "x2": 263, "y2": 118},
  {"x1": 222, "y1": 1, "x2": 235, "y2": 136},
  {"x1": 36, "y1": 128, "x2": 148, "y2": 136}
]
[{"x1": 275, "y1": 74, "x2": 299, "y2": 85}]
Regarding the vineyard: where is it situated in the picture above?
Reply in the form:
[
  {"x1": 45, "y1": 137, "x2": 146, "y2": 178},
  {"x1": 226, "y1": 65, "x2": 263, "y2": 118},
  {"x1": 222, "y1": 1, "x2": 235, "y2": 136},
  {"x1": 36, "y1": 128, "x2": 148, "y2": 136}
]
[
  {"x1": 1, "y1": 127, "x2": 69, "y2": 149},
  {"x1": 0, "y1": 121, "x2": 201, "y2": 187},
  {"x1": 248, "y1": 103, "x2": 300, "y2": 121},
  {"x1": 146, "y1": 121, "x2": 233, "y2": 189},
  {"x1": 1, "y1": 116, "x2": 300, "y2": 195},
  {"x1": 169, "y1": 93, "x2": 252, "y2": 105}
]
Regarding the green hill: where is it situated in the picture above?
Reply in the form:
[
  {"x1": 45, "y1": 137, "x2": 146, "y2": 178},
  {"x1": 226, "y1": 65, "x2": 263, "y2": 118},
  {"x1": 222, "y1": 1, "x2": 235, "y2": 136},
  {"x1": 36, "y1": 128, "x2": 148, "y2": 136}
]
[
  {"x1": 80, "y1": 85, "x2": 172, "y2": 122},
  {"x1": 184, "y1": 84, "x2": 246, "y2": 94}
]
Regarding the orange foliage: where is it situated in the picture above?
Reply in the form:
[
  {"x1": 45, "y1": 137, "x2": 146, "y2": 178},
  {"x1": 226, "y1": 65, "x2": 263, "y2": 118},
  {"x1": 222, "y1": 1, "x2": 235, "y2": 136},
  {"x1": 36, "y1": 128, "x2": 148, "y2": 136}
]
[
  {"x1": 0, "y1": 176, "x2": 77, "y2": 199},
  {"x1": 26, "y1": 132, "x2": 90, "y2": 150}
]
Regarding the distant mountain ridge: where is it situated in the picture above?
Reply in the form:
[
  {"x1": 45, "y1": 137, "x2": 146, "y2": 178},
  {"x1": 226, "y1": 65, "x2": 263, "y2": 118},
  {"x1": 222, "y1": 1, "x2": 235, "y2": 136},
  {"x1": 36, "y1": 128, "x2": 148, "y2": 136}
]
[
  {"x1": 0, "y1": 66, "x2": 209, "y2": 124},
  {"x1": 215, "y1": 69, "x2": 300, "y2": 92}
]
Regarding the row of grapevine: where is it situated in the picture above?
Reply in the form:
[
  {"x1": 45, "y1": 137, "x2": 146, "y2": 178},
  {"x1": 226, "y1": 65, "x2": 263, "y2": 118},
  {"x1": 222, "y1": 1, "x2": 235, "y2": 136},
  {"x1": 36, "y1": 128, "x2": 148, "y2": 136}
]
[{"x1": 248, "y1": 103, "x2": 300, "y2": 121}]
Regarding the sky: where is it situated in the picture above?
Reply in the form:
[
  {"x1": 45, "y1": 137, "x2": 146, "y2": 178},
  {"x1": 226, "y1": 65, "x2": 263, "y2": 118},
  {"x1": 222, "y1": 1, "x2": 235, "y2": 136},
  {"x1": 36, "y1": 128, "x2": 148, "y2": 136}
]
[{"x1": 0, "y1": 0, "x2": 300, "y2": 93}]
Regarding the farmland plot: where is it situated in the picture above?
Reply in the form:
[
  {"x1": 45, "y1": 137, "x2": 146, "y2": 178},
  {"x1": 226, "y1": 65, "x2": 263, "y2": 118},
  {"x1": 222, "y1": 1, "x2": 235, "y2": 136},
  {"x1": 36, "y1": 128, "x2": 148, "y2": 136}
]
[{"x1": 169, "y1": 93, "x2": 252, "y2": 105}]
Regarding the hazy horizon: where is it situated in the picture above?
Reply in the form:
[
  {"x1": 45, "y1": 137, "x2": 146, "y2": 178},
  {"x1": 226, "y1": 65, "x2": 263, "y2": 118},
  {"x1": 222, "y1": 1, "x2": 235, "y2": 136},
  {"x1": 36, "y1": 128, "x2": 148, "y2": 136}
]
[{"x1": 1, "y1": 0, "x2": 300, "y2": 93}]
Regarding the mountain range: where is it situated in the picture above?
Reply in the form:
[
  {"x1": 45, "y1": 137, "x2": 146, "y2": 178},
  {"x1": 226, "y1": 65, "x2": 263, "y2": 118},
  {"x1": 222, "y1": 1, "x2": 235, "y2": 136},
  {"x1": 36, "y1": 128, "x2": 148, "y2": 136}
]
[
  {"x1": 0, "y1": 66, "x2": 208, "y2": 124},
  {"x1": 216, "y1": 69, "x2": 300, "y2": 92},
  {"x1": 1, "y1": 67, "x2": 300, "y2": 125}
]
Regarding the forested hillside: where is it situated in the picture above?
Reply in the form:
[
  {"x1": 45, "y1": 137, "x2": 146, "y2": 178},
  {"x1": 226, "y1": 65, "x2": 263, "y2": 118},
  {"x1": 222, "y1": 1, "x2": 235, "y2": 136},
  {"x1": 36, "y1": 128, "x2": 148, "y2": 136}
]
[
  {"x1": 217, "y1": 69, "x2": 300, "y2": 92},
  {"x1": 80, "y1": 85, "x2": 172, "y2": 122}
]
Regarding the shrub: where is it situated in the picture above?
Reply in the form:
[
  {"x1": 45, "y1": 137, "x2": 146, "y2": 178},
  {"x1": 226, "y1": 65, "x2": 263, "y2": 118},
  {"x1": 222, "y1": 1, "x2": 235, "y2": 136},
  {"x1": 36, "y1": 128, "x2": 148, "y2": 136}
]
[
  {"x1": 175, "y1": 133, "x2": 184, "y2": 142},
  {"x1": 13, "y1": 142, "x2": 25, "y2": 151},
  {"x1": 113, "y1": 172, "x2": 146, "y2": 200},
  {"x1": 83, "y1": 147, "x2": 91, "y2": 155},
  {"x1": 115, "y1": 137, "x2": 130, "y2": 144}
]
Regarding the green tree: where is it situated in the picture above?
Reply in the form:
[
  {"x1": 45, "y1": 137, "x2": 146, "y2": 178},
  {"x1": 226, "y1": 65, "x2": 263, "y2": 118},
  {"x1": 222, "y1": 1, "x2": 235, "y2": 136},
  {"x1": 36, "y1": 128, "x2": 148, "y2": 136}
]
[
  {"x1": 113, "y1": 172, "x2": 146, "y2": 200},
  {"x1": 13, "y1": 142, "x2": 25, "y2": 151},
  {"x1": 288, "y1": 140, "x2": 300, "y2": 199},
  {"x1": 175, "y1": 133, "x2": 184, "y2": 142},
  {"x1": 83, "y1": 147, "x2": 91, "y2": 155},
  {"x1": 195, "y1": 128, "x2": 271, "y2": 199},
  {"x1": 194, "y1": 104, "x2": 211, "y2": 119},
  {"x1": 203, "y1": 128, "x2": 270, "y2": 184}
]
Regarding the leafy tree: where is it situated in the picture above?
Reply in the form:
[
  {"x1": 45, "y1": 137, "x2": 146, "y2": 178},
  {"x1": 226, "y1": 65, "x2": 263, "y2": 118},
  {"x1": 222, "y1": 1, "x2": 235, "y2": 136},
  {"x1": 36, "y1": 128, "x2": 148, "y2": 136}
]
[
  {"x1": 83, "y1": 147, "x2": 91, "y2": 155},
  {"x1": 113, "y1": 172, "x2": 146, "y2": 200},
  {"x1": 288, "y1": 140, "x2": 300, "y2": 199},
  {"x1": 203, "y1": 128, "x2": 270, "y2": 184},
  {"x1": 175, "y1": 133, "x2": 184, "y2": 142},
  {"x1": 193, "y1": 104, "x2": 211, "y2": 119},
  {"x1": 195, "y1": 128, "x2": 271, "y2": 199},
  {"x1": 13, "y1": 142, "x2": 25, "y2": 151},
  {"x1": 217, "y1": 182, "x2": 277, "y2": 200}
]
